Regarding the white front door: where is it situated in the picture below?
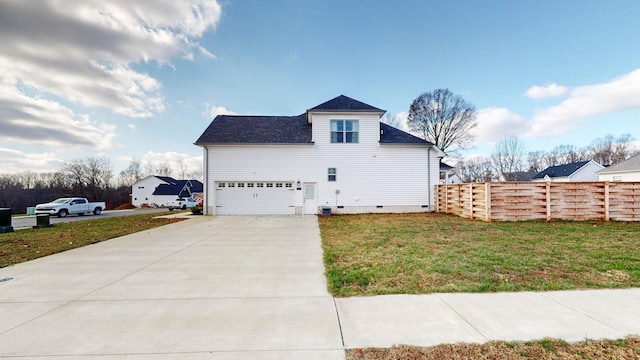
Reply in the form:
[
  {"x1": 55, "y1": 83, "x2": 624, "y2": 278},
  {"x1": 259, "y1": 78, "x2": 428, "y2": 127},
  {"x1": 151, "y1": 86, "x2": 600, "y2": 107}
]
[{"x1": 303, "y1": 183, "x2": 317, "y2": 215}]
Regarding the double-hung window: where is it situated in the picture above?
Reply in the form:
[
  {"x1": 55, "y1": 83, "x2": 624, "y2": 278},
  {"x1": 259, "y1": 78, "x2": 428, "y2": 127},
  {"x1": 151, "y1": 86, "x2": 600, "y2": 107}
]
[
  {"x1": 331, "y1": 120, "x2": 358, "y2": 143},
  {"x1": 328, "y1": 168, "x2": 337, "y2": 182}
]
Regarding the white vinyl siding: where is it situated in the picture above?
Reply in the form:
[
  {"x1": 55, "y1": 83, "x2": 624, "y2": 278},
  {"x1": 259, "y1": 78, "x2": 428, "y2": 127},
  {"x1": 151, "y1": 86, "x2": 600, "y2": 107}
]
[{"x1": 203, "y1": 112, "x2": 441, "y2": 215}]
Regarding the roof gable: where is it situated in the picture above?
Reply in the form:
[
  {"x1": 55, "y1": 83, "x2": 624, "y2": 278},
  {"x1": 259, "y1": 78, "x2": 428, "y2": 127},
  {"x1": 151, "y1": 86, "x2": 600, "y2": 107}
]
[
  {"x1": 307, "y1": 95, "x2": 385, "y2": 113},
  {"x1": 533, "y1": 160, "x2": 592, "y2": 179},
  {"x1": 152, "y1": 179, "x2": 203, "y2": 196}
]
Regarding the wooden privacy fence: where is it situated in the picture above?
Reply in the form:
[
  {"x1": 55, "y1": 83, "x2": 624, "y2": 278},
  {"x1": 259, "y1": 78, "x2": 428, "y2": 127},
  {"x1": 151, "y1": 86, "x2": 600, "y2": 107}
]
[{"x1": 435, "y1": 182, "x2": 640, "y2": 222}]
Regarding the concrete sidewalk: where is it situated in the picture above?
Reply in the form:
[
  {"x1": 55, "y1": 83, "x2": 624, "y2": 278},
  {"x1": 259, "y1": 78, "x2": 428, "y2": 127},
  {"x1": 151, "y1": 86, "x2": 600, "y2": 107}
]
[
  {"x1": 336, "y1": 288, "x2": 640, "y2": 349},
  {"x1": 1, "y1": 215, "x2": 638, "y2": 359}
]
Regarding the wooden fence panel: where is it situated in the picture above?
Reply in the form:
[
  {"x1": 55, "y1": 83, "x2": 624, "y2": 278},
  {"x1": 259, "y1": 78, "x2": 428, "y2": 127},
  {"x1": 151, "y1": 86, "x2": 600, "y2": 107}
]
[
  {"x1": 549, "y1": 182, "x2": 605, "y2": 221},
  {"x1": 608, "y1": 182, "x2": 640, "y2": 221},
  {"x1": 489, "y1": 182, "x2": 547, "y2": 221},
  {"x1": 435, "y1": 181, "x2": 640, "y2": 222}
]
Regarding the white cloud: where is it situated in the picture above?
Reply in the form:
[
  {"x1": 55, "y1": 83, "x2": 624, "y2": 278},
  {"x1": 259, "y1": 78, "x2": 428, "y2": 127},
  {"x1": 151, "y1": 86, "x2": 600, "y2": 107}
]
[
  {"x1": 529, "y1": 69, "x2": 640, "y2": 136},
  {"x1": 0, "y1": 0, "x2": 221, "y2": 148},
  {"x1": 473, "y1": 68, "x2": 640, "y2": 146},
  {"x1": 0, "y1": 78, "x2": 116, "y2": 148},
  {"x1": 127, "y1": 124, "x2": 137, "y2": 130},
  {"x1": 474, "y1": 107, "x2": 531, "y2": 145},
  {"x1": 0, "y1": 148, "x2": 65, "y2": 173},
  {"x1": 202, "y1": 102, "x2": 237, "y2": 119},
  {"x1": 525, "y1": 83, "x2": 569, "y2": 99}
]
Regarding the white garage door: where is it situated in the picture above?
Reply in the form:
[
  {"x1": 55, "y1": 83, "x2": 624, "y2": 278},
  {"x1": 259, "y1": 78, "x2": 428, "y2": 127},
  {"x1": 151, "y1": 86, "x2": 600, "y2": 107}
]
[{"x1": 215, "y1": 181, "x2": 295, "y2": 215}]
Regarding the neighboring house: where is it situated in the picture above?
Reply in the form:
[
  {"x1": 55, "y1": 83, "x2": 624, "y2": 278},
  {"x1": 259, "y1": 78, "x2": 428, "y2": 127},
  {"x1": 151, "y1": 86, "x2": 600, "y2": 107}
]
[
  {"x1": 440, "y1": 162, "x2": 462, "y2": 184},
  {"x1": 502, "y1": 171, "x2": 538, "y2": 182},
  {"x1": 195, "y1": 95, "x2": 446, "y2": 215},
  {"x1": 531, "y1": 160, "x2": 604, "y2": 182},
  {"x1": 596, "y1": 155, "x2": 640, "y2": 182},
  {"x1": 131, "y1": 176, "x2": 203, "y2": 207}
]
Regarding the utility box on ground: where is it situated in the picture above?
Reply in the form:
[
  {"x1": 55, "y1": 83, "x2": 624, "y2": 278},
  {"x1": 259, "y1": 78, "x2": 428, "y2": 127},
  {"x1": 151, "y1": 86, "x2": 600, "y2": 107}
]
[
  {"x1": 0, "y1": 208, "x2": 14, "y2": 233},
  {"x1": 321, "y1": 207, "x2": 332, "y2": 217},
  {"x1": 34, "y1": 214, "x2": 52, "y2": 229}
]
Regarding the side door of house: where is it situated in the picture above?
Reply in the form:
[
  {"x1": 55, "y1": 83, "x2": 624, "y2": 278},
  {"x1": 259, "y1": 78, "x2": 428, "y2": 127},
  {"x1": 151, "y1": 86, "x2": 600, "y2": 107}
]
[{"x1": 303, "y1": 183, "x2": 317, "y2": 215}]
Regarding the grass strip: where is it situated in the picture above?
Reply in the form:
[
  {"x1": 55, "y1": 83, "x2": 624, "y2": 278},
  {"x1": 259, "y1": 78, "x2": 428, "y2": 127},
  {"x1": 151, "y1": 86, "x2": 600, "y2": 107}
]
[
  {"x1": 0, "y1": 212, "x2": 185, "y2": 267},
  {"x1": 347, "y1": 336, "x2": 640, "y2": 360}
]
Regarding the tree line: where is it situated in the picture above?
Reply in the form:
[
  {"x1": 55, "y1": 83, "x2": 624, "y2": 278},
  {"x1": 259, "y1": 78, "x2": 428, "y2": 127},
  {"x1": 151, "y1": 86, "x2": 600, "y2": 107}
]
[
  {"x1": 403, "y1": 88, "x2": 637, "y2": 183},
  {"x1": 454, "y1": 134, "x2": 637, "y2": 183},
  {"x1": 0, "y1": 157, "x2": 202, "y2": 214}
]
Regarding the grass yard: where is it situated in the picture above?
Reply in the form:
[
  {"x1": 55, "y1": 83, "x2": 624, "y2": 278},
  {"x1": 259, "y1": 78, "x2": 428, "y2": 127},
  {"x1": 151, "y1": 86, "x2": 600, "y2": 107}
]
[
  {"x1": 0, "y1": 212, "x2": 185, "y2": 268},
  {"x1": 347, "y1": 336, "x2": 640, "y2": 360},
  {"x1": 320, "y1": 213, "x2": 640, "y2": 297}
]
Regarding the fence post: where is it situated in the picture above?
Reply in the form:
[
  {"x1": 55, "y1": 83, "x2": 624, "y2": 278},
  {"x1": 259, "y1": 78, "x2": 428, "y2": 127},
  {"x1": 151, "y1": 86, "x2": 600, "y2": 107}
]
[
  {"x1": 604, "y1": 181, "x2": 610, "y2": 221},
  {"x1": 546, "y1": 182, "x2": 551, "y2": 221},
  {"x1": 485, "y1": 182, "x2": 491, "y2": 222},
  {"x1": 469, "y1": 183, "x2": 473, "y2": 219},
  {"x1": 444, "y1": 184, "x2": 448, "y2": 213}
]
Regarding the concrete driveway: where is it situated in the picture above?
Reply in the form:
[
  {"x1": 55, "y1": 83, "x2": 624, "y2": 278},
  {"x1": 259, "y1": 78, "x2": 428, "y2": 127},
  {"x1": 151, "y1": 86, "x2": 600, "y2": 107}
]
[{"x1": 0, "y1": 216, "x2": 344, "y2": 359}]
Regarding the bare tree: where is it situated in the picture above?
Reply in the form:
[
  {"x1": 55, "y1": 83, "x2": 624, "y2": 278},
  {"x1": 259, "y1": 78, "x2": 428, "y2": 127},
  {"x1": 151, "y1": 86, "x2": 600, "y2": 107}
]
[
  {"x1": 589, "y1": 134, "x2": 633, "y2": 165},
  {"x1": 526, "y1": 150, "x2": 547, "y2": 172},
  {"x1": 119, "y1": 157, "x2": 145, "y2": 186},
  {"x1": 492, "y1": 136, "x2": 526, "y2": 181},
  {"x1": 155, "y1": 161, "x2": 173, "y2": 177},
  {"x1": 177, "y1": 158, "x2": 188, "y2": 179},
  {"x1": 407, "y1": 88, "x2": 477, "y2": 155},
  {"x1": 454, "y1": 157, "x2": 495, "y2": 183},
  {"x1": 85, "y1": 157, "x2": 113, "y2": 200},
  {"x1": 61, "y1": 157, "x2": 113, "y2": 200}
]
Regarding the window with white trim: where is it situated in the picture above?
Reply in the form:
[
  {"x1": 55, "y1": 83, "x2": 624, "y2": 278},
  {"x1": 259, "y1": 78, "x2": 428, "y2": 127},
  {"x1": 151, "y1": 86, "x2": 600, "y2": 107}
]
[
  {"x1": 328, "y1": 168, "x2": 337, "y2": 182},
  {"x1": 330, "y1": 120, "x2": 358, "y2": 143}
]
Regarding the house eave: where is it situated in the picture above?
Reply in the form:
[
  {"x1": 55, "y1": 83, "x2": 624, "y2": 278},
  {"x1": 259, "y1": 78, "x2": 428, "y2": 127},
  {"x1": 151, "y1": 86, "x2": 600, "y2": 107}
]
[
  {"x1": 196, "y1": 142, "x2": 314, "y2": 147},
  {"x1": 305, "y1": 109, "x2": 387, "y2": 123}
]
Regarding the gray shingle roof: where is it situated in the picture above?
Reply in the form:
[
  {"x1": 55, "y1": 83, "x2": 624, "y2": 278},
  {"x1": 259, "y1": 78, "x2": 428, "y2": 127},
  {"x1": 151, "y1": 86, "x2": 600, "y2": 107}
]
[
  {"x1": 597, "y1": 155, "x2": 640, "y2": 174},
  {"x1": 195, "y1": 114, "x2": 312, "y2": 144},
  {"x1": 379, "y1": 123, "x2": 431, "y2": 144},
  {"x1": 195, "y1": 96, "x2": 431, "y2": 146},
  {"x1": 532, "y1": 160, "x2": 591, "y2": 179},
  {"x1": 307, "y1": 95, "x2": 384, "y2": 113}
]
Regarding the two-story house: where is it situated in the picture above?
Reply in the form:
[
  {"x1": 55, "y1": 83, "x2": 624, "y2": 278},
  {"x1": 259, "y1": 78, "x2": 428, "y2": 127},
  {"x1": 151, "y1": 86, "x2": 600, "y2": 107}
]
[
  {"x1": 131, "y1": 176, "x2": 203, "y2": 207},
  {"x1": 194, "y1": 95, "x2": 445, "y2": 215}
]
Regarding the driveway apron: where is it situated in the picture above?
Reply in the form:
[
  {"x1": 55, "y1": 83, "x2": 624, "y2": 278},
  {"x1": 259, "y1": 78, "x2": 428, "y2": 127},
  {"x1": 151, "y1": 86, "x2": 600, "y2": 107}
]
[{"x1": 0, "y1": 216, "x2": 344, "y2": 359}]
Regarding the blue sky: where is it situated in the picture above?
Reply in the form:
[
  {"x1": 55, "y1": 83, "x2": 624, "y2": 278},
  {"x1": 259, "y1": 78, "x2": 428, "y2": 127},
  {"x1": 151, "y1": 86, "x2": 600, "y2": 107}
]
[{"x1": 1, "y1": 0, "x2": 639, "y2": 176}]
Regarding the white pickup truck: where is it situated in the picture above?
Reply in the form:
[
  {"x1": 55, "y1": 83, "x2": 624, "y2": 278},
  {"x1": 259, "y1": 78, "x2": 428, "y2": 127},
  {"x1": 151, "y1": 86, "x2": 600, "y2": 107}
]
[
  {"x1": 167, "y1": 197, "x2": 198, "y2": 211},
  {"x1": 35, "y1": 197, "x2": 106, "y2": 218}
]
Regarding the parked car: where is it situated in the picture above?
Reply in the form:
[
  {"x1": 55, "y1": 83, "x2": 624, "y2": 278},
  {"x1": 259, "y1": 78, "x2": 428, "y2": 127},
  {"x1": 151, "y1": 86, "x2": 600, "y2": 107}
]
[
  {"x1": 167, "y1": 197, "x2": 198, "y2": 211},
  {"x1": 35, "y1": 198, "x2": 106, "y2": 218}
]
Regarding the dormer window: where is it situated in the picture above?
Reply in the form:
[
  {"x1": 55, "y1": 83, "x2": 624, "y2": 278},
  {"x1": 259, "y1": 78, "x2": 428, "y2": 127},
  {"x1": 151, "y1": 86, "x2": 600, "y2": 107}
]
[{"x1": 331, "y1": 120, "x2": 358, "y2": 143}]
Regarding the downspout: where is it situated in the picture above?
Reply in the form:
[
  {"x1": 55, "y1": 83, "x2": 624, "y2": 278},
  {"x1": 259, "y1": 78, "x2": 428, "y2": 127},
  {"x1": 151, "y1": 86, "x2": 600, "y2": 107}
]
[
  {"x1": 203, "y1": 146, "x2": 209, "y2": 215},
  {"x1": 427, "y1": 146, "x2": 431, "y2": 210}
]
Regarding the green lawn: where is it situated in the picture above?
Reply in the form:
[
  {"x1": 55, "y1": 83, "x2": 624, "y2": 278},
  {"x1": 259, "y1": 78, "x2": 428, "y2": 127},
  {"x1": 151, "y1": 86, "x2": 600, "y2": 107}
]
[
  {"x1": 0, "y1": 212, "x2": 185, "y2": 268},
  {"x1": 320, "y1": 213, "x2": 640, "y2": 297}
]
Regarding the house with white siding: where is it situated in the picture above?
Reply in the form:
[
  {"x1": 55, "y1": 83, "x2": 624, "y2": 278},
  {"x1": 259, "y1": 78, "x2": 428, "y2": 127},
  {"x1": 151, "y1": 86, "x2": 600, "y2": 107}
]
[
  {"x1": 531, "y1": 160, "x2": 604, "y2": 182},
  {"x1": 194, "y1": 95, "x2": 445, "y2": 215},
  {"x1": 597, "y1": 155, "x2": 640, "y2": 182},
  {"x1": 131, "y1": 176, "x2": 203, "y2": 207}
]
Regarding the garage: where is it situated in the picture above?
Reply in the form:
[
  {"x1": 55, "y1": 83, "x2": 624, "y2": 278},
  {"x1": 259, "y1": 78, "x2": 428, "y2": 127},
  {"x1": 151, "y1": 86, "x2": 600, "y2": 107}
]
[{"x1": 214, "y1": 181, "x2": 296, "y2": 215}]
